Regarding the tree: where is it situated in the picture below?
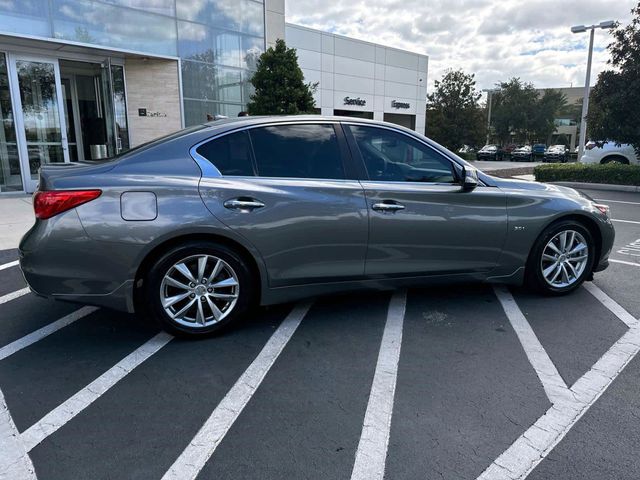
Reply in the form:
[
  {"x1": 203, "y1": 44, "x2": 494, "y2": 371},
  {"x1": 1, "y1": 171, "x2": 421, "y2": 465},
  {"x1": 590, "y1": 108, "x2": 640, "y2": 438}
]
[
  {"x1": 490, "y1": 78, "x2": 539, "y2": 144},
  {"x1": 425, "y1": 69, "x2": 485, "y2": 150},
  {"x1": 247, "y1": 39, "x2": 317, "y2": 115},
  {"x1": 490, "y1": 78, "x2": 566, "y2": 144},
  {"x1": 588, "y1": 2, "x2": 640, "y2": 153},
  {"x1": 531, "y1": 89, "x2": 567, "y2": 142}
]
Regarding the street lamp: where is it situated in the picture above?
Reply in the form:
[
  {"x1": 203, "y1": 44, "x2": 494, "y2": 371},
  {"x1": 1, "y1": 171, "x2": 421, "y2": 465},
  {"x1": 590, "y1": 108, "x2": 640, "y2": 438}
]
[
  {"x1": 572, "y1": 20, "x2": 615, "y2": 161},
  {"x1": 483, "y1": 88, "x2": 497, "y2": 145}
]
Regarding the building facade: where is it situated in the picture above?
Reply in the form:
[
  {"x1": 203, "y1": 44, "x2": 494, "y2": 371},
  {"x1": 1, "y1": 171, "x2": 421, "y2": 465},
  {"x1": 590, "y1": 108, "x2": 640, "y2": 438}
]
[
  {"x1": 286, "y1": 24, "x2": 428, "y2": 134},
  {"x1": 537, "y1": 86, "x2": 591, "y2": 150},
  {"x1": 0, "y1": 0, "x2": 426, "y2": 194}
]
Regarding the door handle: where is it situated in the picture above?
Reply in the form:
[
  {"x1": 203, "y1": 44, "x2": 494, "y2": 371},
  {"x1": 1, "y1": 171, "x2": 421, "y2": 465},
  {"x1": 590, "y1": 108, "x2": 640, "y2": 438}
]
[
  {"x1": 223, "y1": 198, "x2": 265, "y2": 211},
  {"x1": 372, "y1": 201, "x2": 405, "y2": 212}
]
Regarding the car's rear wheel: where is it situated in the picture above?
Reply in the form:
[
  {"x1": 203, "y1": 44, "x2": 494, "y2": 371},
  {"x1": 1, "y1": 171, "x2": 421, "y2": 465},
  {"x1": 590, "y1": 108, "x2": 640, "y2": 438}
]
[
  {"x1": 143, "y1": 242, "x2": 253, "y2": 336},
  {"x1": 526, "y1": 220, "x2": 595, "y2": 295},
  {"x1": 601, "y1": 155, "x2": 629, "y2": 165}
]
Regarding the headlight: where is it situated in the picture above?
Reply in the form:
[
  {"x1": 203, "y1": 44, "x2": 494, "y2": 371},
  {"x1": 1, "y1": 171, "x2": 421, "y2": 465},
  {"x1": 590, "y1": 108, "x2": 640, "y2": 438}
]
[{"x1": 593, "y1": 203, "x2": 610, "y2": 218}]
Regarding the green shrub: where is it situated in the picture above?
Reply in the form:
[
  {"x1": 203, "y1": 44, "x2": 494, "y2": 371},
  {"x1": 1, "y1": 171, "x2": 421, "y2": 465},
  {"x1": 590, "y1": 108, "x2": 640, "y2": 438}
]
[{"x1": 534, "y1": 163, "x2": 640, "y2": 186}]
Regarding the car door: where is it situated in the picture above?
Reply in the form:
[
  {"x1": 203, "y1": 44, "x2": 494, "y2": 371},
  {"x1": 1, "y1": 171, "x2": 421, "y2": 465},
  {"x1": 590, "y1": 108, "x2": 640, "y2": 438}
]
[
  {"x1": 344, "y1": 123, "x2": 508, "y2": 276},
  {"x1": 197, "y1": 122, "x2": 368, "y2": 287}
]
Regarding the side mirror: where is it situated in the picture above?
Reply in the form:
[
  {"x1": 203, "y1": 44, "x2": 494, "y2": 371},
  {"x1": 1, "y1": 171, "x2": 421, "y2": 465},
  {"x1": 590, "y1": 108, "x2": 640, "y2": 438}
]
[{"x1": 460, "y1": 166, "x2": 479, "y2": 191}]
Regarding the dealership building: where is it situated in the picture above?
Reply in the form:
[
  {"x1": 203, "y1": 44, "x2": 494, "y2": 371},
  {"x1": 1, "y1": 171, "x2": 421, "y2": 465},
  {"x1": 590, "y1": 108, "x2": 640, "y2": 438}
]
[{"x1": 0, "y1": 0, "x2": 428, "y2": 193}]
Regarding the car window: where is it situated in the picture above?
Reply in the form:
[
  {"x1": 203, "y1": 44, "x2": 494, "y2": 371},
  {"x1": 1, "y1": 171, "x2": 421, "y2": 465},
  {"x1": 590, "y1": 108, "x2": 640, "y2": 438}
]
[
  {"x1": 348, "y1": 125, "x2": 456, "y2": 183},
  {"x1": 195, "y1": 131, "x2": 255, "y2": 176},
  {"x1": 249, "y1": 124, "x2": 345, "y2": 179}
]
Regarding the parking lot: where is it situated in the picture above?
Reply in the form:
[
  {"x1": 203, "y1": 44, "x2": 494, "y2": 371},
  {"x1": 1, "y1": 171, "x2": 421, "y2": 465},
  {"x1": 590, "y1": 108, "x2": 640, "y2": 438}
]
[{"x1": 0, "y1": 187, "x2": 639, "y2": 480}]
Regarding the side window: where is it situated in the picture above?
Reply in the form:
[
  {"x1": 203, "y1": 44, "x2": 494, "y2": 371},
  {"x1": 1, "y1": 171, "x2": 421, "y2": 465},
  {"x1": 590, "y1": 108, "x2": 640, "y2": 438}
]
[
  {"x1": 348, "y1": 125, "x2": 456, "y2": 183},
  {"x1": 249, "y1": 124, "x2": 345, "y2": 179},
  {"x1": 195, "y1": 131, "x2": 254, "y2": 176}
]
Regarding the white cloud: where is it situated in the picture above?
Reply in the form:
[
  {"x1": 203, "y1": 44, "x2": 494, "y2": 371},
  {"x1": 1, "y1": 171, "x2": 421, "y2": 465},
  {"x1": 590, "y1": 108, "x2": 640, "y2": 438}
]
[{"x1": 286, "y1": 0, "x2": 636, "y2": 93}]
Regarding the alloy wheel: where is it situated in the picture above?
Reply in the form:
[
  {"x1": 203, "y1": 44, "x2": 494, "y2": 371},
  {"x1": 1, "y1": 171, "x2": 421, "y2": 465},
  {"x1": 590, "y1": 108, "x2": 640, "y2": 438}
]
[
  {"x1": 540, "y1": 230, "x2": 589, "y2": 288},
  {"x1": 160, "y1": 254, "x2": 239, "y2": 328}
]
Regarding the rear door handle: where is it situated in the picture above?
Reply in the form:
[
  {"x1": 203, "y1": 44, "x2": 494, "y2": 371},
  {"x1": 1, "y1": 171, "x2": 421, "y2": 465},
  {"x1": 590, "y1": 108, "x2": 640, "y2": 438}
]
[
  {"x1": 372, "y1": 201, "x2": 405, "y2": 212},
  {"x1": 223, "y1": 198, "x2": 265, "y2": 211}
]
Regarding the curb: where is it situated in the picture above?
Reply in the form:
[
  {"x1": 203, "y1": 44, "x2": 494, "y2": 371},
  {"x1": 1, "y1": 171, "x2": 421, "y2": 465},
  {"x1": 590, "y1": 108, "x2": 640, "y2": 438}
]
[{"x1": 550, "y1": 182, "x2": 640, "y2": 193}]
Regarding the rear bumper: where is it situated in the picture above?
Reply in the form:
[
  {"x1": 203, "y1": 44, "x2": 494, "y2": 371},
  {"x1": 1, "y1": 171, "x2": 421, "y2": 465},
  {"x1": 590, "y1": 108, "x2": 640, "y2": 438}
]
[{"x1": 18, "y1": 210, "x2": 138, "y2": 313}]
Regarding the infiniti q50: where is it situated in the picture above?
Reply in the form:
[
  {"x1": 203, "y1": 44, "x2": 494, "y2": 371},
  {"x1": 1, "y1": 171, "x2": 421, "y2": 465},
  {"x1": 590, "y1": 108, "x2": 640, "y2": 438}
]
[{"x1": 19, "y1": 117, "x2": 614, "y2": 336}]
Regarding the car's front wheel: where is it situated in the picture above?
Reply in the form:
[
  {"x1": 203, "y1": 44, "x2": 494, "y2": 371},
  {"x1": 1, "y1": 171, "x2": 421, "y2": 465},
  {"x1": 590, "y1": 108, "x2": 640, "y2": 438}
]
[
  {"x1": 526, "y1": 220, "x2": 595, "y2": 295},
  {"x1": 143, "y1": 242, "x2": 253, "y2": 336}
]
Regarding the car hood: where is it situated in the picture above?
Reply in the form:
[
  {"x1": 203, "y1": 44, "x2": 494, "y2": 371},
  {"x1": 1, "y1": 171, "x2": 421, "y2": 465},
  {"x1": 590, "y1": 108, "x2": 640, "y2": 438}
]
[{"x1": 486, "y1": 176, "x2": 591, "y2": 199}]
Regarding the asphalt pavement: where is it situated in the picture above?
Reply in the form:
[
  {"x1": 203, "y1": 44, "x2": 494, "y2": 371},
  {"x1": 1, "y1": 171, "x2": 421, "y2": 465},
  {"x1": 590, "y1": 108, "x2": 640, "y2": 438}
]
[{"x1": 0, "y1": 188, "x2": 638, "y2": 480}]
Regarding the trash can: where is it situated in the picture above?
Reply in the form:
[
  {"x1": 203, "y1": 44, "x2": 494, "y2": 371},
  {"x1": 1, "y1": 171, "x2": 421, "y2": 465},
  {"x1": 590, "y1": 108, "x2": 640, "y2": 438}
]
[{"x1": 90, "y1": 144, "x2": 108, "y2": 160}]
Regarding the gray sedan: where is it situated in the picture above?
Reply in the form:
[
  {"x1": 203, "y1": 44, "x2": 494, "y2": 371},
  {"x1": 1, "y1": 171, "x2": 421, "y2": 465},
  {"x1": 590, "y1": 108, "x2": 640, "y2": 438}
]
[{"x1": 19, "y1": 116, "x2": 615, "y2": 336}]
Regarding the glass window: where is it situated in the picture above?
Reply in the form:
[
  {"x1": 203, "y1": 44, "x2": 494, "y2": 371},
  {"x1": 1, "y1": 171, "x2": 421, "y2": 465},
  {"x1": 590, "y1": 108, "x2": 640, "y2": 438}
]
[
  {"x1": 196, "y1": 131, "x2": 254, "y2": 176},
  {"x1": 241, "y1": 71, "x2": 255, "y2": 104},
  {"x1": 182, "y1": 62, "x2": 242, "y2": 102},
  {"x1": 100, "y1": 0, "x2": 175, "y2": 16},
  {"x1": 177, "y1": 0, "x2": 263, "y2": 35},
  {"x1": 0, "y1": 0, "x2": 51, "y2": 37},
  {"x1": 178, "y1": 23, "x2": 242, "y2": 67},
  {"x1": 349, "y1": 125, "x2": 456, "y2": 183},
  {"x1": 177, "y1": 0, "x2": 235, "y2": 26},
  {"x1": 0, "y1": 54, "x2": 23, "y2": 192},
  {"x1": 250, "y1": 124, "x2": 345, "y2": 179},
  {"x1": 184, "y1": 99, "x2": 243, "y2": 126},
  {"x1": 52, "y1": 0, "x2": 177, "y2": 56},
  {"x1": 111, "y1": 65, "x2": 130, "y2": 153},
  {"x1": 242, "y1": 0, "x2": 264, "y2": 36},
  {"x1": 241, "y1": 36, "x2": 263, "y2": 70}
]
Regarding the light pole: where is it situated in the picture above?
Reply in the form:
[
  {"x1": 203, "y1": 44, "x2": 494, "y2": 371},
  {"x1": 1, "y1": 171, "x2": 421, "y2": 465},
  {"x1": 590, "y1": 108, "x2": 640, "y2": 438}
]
[
  {"x1": 483, "y1": 88, "x2": 496, "y2": 145},
  {"x1": 572, "y1": 20, "x2": 615, "y2": 161}
]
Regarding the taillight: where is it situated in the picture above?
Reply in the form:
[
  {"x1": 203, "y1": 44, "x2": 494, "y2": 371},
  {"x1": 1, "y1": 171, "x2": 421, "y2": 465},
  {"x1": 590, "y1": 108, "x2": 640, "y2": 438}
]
[{"x1": 33, "y1": 190, "x2": 102, "y2": 219}]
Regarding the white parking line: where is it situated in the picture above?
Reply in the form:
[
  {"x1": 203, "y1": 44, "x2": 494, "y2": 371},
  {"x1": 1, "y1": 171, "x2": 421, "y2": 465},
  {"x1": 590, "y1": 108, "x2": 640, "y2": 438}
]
[
  {"x1": 612, "y1": 218, "x2": 640, "y2": 225},
  {"x1": 0, "y1": 307, "x2": 99, "y2": 361},
  {"x1": 0, "y1": 260, "x2": 19, "y2": 272},
  {"x1": 493, "y1": 286, "x2": 572, "y2": 405},
  {"x1": 351, "y1": 290, "x2": 407, "y2": 480},
  {"x1": 595, "y1": 198, "x2": 640, "y2": 206},
  {"x1": 479, "y1": 295, "x2": 640, "y2": 480},
  {"x1": 583, "y1": 283, "x2": 637, "y2": 328},
  {"x1": 610, "y1": 258, "x2": 640, "y2": 268},
  {"x1": 162, "y1": 300, "x2": 313, "y2": 480},
  {"x1": 0, "y1": 288, "x2": 30, "y2": 306},
  {"x1": 21, "y1": 331, "x2": 172, "y2": 452},
  {"x1": 0, "y1": 387, "x2": 36, "y2": 480}
]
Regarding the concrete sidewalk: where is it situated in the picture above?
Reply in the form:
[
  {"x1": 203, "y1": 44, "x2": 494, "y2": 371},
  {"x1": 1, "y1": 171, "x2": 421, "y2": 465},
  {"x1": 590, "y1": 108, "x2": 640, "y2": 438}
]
[{"x1": 0, "y1": 195, "x2": 34, "y2": 250}]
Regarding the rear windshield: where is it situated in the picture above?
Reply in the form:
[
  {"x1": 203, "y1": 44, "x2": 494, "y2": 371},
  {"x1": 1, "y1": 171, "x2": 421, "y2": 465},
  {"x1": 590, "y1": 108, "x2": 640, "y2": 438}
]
[{"x1": 77, "y1": 125, "x2": 208, "y2": 164}]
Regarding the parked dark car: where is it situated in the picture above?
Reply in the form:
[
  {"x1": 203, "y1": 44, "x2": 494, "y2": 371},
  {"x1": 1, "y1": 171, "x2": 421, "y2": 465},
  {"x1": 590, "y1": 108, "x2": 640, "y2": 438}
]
[
  {"x1": 532, "y1": 144, "x2": 547, "y2": 157},
  {"x1": 476, "y1": 144, "x2": 501, "y2": 160},
  {"x1": 20, "y1": 116, "x2": 614, "y2": 336},
  {"x1": 544, "y1": 145, "x2": 569, "y2": 163},
  {"x1": 510, "y1": 145, "x2": 532, "y2": 161}
]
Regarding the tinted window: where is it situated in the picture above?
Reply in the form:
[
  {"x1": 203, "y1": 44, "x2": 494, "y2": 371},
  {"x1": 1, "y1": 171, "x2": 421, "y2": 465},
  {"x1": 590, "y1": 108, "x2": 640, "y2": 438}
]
[
  {"x1": 350, "y1": 125, "x2": 455, "y2": 183},
  {"x1": 196, "y1": 131, "x2": 254, "y2": 176},
  {"x1": 250, "y1": 124, "x2": 345, "y2": 179}
]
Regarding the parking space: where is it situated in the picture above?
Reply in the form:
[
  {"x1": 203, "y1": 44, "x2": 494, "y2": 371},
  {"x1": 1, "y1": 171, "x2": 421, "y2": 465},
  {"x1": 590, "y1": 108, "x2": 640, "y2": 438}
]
[{"x1": 0, "y1": 189, "x2": 639, "y2": 480}]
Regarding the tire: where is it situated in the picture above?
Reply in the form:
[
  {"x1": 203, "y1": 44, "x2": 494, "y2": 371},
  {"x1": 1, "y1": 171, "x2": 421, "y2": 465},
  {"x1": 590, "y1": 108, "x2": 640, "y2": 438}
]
[
  {"x1": 601, "y1": 155, "x2": 629, "y2": 165},
  {"x1": 525, "y1": 220, "x2": 595, "y2": 295},
  {"x1": 142, "y1": 241, "x2": 254, "y2": 337}
]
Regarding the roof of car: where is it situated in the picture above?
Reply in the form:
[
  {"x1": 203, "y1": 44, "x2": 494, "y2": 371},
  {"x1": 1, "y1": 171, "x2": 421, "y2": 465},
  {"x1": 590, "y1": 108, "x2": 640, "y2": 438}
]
[{"x1": 201, "y1": 115, "x2": 389, "y2": 129}]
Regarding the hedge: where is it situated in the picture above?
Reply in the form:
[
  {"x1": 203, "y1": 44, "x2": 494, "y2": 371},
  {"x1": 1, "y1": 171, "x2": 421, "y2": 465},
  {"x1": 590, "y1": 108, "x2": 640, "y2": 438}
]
[{"x1": 534, "y1": 163, "x2": 640, "y2": 186}]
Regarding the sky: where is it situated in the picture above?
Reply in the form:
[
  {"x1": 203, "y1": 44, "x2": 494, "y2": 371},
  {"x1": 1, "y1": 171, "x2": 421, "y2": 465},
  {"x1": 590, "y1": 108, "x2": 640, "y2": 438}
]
[{"x1": 285, "y1": 0, "x2": 636, "y2": 96}]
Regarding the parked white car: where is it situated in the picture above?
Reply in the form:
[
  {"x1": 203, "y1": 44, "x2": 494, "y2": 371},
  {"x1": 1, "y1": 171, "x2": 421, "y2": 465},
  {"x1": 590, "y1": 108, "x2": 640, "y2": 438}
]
[{"x1": 580, "y1": 141, "x2": 639, "y2": 165}]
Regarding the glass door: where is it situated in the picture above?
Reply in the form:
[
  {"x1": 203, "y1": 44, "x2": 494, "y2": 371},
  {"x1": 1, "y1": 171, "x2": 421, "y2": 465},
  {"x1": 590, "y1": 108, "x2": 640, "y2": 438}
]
[{"x1": 9, "y1": 54, "x2": 69, "y2": 192}]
